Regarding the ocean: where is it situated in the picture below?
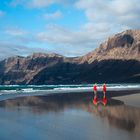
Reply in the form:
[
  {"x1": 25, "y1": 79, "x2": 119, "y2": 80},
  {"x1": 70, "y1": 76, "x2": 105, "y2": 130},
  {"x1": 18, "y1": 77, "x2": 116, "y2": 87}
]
[{"x1": 0, "y1": 83, "x2": 140, "y2": 101}]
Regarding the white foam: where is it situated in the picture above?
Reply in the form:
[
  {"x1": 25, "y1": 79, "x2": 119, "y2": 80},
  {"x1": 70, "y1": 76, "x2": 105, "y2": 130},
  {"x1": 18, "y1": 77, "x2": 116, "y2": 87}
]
[{"x1": 0, "y1": 84, "x2": 140, "y2": 96}]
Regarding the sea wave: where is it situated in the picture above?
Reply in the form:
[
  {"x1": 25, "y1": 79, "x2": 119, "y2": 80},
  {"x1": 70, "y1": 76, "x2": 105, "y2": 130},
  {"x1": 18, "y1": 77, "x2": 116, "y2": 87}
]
[
  {"x1": 0, "y1": 84, "x2": 140, "y2": 101},
  {"x1": 0, "y1": 84, "x2": 140, "y2": 94}
]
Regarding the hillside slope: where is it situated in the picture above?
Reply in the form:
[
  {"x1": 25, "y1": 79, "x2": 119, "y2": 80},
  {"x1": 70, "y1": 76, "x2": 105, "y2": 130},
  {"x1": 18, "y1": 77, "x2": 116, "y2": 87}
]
[
  {"x1": 81, "y1": 30, "x2": 140, "y2": 63},
  {"x1": 0, "y1": 30, "x2": 140, "y2": 84}
]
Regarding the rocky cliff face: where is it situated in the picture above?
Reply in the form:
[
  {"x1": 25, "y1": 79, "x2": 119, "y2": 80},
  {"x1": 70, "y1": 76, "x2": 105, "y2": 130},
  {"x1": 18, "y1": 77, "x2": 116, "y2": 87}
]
[
  {"x1": 0, "y1": 53, "x2": 82, "y2": 84},
  {"x1": 0, "y1": 30, "x2": 140, "y2": 84},
  {"x1": 81, "y1": 30, "x2": 140, "y2": 63}
]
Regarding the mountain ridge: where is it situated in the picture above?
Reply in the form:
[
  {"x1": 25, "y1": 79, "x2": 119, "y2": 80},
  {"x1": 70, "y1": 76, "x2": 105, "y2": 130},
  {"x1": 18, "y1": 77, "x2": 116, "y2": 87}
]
[
  {"x1": 81, "y1": 29, "x2": 140, "y2": 63},
  {"x1": 0, "y1": 29, "x2": 140, "y2": 84}
]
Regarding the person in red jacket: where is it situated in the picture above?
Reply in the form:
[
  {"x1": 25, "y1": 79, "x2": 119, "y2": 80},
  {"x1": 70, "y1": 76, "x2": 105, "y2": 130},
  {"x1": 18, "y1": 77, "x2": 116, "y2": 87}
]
[
  {"x1": 102, "y1": 83, "x2": 106, "y2": 97},
  {"x1": 93, "y1": 83, "x2": 97, "y2": 104},
  {"x1": 102, "y1": 83, "x2": 107, "y2": 105}
]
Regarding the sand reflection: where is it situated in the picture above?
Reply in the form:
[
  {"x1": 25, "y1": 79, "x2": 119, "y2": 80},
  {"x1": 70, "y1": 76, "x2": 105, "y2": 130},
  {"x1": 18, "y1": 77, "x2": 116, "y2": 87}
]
[
  {"x1": 0, "y1": 93, "x2": 140, "y2": 135},
  {"x1": 101, "y1": 106, "x2": 140, "y2": 133}
]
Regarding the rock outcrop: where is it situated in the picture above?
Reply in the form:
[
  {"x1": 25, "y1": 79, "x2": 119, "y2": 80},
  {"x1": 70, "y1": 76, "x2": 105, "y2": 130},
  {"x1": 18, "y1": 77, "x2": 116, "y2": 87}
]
[
  {"x1": 81, "y1": 30, "x2": 140, "y2": 63},
  {"x1": 0, "y1": 30, "x2": 140, "y2": 84}
]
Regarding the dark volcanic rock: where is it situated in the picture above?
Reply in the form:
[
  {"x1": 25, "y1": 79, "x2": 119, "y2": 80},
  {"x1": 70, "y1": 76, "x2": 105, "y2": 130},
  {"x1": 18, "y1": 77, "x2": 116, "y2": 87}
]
[
  {"x1": 0, "y1": 53, "x2": 83, "y2": 84},
  {"x1": 0, "y1": 30, "x2": 140, "y2": 84}
]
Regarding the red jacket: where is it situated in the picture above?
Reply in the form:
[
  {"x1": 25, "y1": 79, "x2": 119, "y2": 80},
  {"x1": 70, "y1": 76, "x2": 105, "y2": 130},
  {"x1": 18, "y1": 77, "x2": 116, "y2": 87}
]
[
  {"x1": 103, "y1": 84, "x2": 106, "y2": 92},
  {"x1": 93, "y1": 85, "x2": 97, "y2": 91}
]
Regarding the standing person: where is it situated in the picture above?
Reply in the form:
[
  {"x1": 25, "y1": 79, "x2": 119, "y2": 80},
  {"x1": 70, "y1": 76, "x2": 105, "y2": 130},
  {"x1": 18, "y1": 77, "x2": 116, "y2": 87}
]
[
  {"x1": 102, "y1": 83, "x2": 107, "y2": 105},
  {"x1": 102, "y1": 83, "x2": 106, "y2": 98},
  {"x1": 93, "y1": 83, "x2": 97, "y2": 104}
]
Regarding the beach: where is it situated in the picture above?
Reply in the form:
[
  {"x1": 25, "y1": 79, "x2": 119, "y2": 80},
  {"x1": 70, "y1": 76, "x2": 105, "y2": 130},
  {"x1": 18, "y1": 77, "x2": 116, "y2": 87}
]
[
  {"x1": 0, "y1": 89, "x2": 140, "y2": 140},
  {"x1": 114, "y1": 94, "x2": 140, "y2": 108}
]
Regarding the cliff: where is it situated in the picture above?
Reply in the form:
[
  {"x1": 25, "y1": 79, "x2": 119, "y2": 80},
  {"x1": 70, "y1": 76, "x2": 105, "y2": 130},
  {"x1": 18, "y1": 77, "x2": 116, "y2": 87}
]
[
  {"x1": 0, "y1": 30, "x2": 140, "y2": 84},
  {"x1": 81, "y1": 30, "x2": 140, "y2": 63}
]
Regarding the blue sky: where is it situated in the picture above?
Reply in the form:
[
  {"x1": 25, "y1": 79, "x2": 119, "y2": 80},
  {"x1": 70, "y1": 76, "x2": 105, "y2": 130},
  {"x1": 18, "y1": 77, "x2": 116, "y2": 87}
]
[{"x1": 0, "y1": 0, "x2": 139, "y2": 59}]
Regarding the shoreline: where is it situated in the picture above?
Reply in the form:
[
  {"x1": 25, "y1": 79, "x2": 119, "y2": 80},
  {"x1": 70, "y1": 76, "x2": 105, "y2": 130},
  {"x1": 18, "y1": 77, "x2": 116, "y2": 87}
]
[
  {"x1": 1, "y1": 88, "x2": 140, "y2": 100},
  {"x1": 0, "y1": 89, "x2": 140, "y2": 108}
]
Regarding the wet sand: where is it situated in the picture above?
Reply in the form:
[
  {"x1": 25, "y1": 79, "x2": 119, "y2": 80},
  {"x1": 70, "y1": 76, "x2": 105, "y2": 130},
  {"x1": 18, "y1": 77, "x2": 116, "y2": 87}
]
[
  {"x1": 0, "y1": 90, "x2": 140, "y2": 140},
  {"x1": 114, "y1": 93, "x2": 140, "y2": 108}
]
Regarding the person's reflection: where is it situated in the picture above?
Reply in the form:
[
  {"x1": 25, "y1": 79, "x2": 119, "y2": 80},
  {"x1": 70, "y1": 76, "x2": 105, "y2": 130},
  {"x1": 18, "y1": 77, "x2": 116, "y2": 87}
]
[{"x1": 0, "y1": 94, "x2": 140, "y2": 134}]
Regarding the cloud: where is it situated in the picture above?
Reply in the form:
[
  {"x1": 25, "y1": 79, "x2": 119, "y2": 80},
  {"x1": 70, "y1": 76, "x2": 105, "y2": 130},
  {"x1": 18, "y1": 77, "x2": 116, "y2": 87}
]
[
  {"x1": 109, "y1": 0, "x2": 140, "y2": 15},
  {"x1": 28, "y1": 0, "x2": 55, "y2": 8},
  {"x1": 37, "y1": 24, "x2": 93, "y2": 45},
  {"x1": 0, "y1": 40, "x2": 47, "y2": 60},
  {"x1": 109, "y1": 0, "x2": 140, "y2": 28},
  {"x1": 36, "y1": 24, "x2": 110, "y2": 56},
  {"x1": 10, "y1": 0, "x2": 76, "y2": 8},
  {"x1": 10, "y1": 0, "x2": 27, "y2": 7},
  {"x1": 0, "y1": 10, "x2": 5, "y2": 17},
  {"x1": 5, "y1": 27, "x2": 27, "y2": 36},
  {"x1": 75, "y1": 0, "x2": 140, "y2": 28},
  {"x1": 44, "y1": 10, "x2": 62, "y2": 20},
  {"x1": 50, "y1": 45, "x2": 93, "y2": 57},
  {"x1": 28, "y1": 0, "x2": 77, "y2": 8},
  {"x1": 0, "y1": 42, "x2": 33, "y2": 60},
  {"x1": 4, "y1": 27, "x2": 37, "y2": 45},
  {"x1": 5, "y1": 0, "x2": 140, "y2": 57}
]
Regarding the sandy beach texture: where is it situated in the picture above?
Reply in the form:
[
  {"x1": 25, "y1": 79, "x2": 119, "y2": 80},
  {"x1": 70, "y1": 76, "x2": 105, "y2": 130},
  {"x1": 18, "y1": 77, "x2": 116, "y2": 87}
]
[
  {"x1": 0, "y1": 90, "x2": 140, "y2": 140},
  {"x1": 114, "y1": 93, "x2": 140, "y2": 108}
]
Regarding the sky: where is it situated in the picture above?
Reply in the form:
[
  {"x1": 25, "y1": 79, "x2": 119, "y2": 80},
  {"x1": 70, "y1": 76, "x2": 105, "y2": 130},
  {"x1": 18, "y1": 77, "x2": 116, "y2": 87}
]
[{"x1": 0, "y1": 0, "x2": 140, "y2": 59}]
